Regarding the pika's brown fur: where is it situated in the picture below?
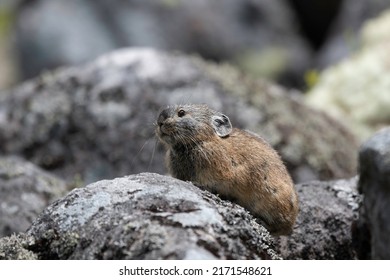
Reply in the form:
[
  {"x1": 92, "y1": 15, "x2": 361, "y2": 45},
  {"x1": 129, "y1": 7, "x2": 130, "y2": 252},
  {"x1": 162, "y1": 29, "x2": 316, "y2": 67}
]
[{"x1": 156, "y1": 104, "x2": 299, "y2": 235}]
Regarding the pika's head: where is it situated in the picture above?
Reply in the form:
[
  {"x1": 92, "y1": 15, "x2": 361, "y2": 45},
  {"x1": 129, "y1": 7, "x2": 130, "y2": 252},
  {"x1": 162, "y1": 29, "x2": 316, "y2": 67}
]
[{"x1": 156, "y1": 104, "x2": 232, "y2": 146}]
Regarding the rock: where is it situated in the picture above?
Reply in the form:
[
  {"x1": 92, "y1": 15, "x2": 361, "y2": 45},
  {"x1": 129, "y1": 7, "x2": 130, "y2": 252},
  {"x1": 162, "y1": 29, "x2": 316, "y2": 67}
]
[
  {"x1": 275, "y1": 177, "x2": 361, "y2": 259},
  {"x1": 306, "y1": 10, "x2": 390, "y2": 142},
  {"x1": 0, "y1": 234, "x2": 37, "y2": 260},
  {"x1": 14, "y1": 0, "x2": 116, "y2": 80},
  {"x1": 25, "y1": 173, "x2": 280, "y2": 260},
  {"x1": 0, "y1": 48, "x2": 358, "y2": 184},
  {"x1": 0, "y1": 156, "x2": 68, "y2": 238},
  {"x1": 0, "y1": 171, "x2": 365, "y2": 259},
  {"x1": 14, "y1": 0, "x2": 311, "y2": 88},
  {"x1": 358, "y1": 127, "x2": 390, "y2": 259},
  {"x1": 316, "y1": 0, "x2": 390, "y2": 69}
]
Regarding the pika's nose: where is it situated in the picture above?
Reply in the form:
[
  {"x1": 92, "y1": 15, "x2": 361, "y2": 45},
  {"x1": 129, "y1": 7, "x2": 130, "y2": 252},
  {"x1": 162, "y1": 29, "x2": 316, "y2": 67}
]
[{"x1": 157, "y1": 108, "x2": 171, "y2": 127}]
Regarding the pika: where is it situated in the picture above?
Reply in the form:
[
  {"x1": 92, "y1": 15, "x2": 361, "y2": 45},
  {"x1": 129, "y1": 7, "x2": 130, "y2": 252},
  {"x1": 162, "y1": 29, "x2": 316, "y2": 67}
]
[{"x1": 156, "y1": 104, "x2": 298, "y2": 235}]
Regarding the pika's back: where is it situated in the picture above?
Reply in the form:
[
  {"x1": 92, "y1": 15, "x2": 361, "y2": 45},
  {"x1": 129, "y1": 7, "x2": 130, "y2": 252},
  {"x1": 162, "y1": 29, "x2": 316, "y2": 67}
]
[{"x1": 156, "y1": 104, "x2": 299, "y2": 235}]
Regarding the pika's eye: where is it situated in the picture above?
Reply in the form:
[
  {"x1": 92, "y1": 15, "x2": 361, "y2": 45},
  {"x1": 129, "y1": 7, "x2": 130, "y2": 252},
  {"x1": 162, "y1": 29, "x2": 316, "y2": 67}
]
[{"x1": 177, "y1": 109, "x2": 186, "y2": 117}]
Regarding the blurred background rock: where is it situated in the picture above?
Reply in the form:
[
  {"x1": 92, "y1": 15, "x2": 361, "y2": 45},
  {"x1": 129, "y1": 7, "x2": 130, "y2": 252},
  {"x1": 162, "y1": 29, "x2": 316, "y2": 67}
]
[
  {"x1": 1, "y1": 0, "x2": 390, "y2": 92},
  {"x1": 306, "y1": 9, "x2": 390, "y2": 141}
]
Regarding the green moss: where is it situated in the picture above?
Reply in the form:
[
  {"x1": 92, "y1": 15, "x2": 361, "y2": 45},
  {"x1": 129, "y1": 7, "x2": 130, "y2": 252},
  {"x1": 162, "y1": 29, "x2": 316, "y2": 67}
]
[
  {"x1": 0, "y1": 8, "x2": 14, "y2": 37},
  {"x1": 161, "y1": 0, "x2": 182, "y2": 9},
  {"x1": 234, "y1": 47, "x2": 288, "y2": 81},
  {"x1": 304, "y1": 69, "x2": 319, "y2": 90}
]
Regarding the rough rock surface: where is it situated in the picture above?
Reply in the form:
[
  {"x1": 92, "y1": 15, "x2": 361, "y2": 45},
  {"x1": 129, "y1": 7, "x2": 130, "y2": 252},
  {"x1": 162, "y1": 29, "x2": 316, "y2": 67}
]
[
  {"x1": 275, "y1": 177, "x2": 361, "y2": 259},
  {"x1": 25, "y1": 173, "x2": 279, "y2": 260},
  {"x1": 0, "y1": 172, "x2": 366, "y2": 260},
  {"x1": 0, "y1": 48, "x2": 358, "y2": 184},
  {"x1": 0, "y1": 234, "x2": 38, "y2": 260},
  {"x1": 0, "y1": 156, "x2": 68, "y2": 238},
  {"x1": 358, "y1": 128, "x2": 390, "y2": 259},
  {"x1": 306, "y1": 9, "x2": 390, "y2": 141},
  {"x1": 13, "y1": 0, "x2": 310, "y2": 88}
]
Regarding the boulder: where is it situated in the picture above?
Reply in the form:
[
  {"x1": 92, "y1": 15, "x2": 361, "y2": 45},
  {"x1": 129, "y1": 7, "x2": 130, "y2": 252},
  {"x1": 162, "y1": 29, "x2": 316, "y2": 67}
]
[
  {"x1": 0, "y1": 172, "x2": 365, "y2": 260},
  {"x1": 316, "y1": 0, "x2": 390, "y2": 69},
  {"x1": 306, "y1": 10, "x2": 390, "y2": 142},
  {"x1": 13, "y1": 0, "x2": 310, "y2": 87},
  {"x1": 275, "y1": 177, "x2": 361, "y2": 259},
  {"x1": 25, "y1": 173, "x2": 280, "y2": 260},
  {"x1": 358, "y1": 127, "x2": 390, "y2": 259},
  {"x1": 0, "y1": 156, "x2": 68, "y2": 237},
  {"x1": 0, "y1": 48, "x2": 358, "y2": 184}
]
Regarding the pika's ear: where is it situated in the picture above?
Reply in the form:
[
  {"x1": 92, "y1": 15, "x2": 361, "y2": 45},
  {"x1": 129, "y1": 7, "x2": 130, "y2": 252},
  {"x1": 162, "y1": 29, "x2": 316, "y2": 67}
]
[{"x1": 211, "y1": 114, "x2": 232, "y2": 137}]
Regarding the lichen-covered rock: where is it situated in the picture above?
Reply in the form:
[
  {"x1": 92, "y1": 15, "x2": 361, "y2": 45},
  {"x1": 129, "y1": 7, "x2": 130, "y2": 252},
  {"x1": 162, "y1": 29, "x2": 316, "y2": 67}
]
[
  {"x1": 0, "y1": 48, "x2": 358, "y2": 184},
  {"x1": 0, "y1": 156, "x2": 68, "y2": 237},
  {"x1": 275, "y1": 177, "x2": 361, "y2": 259},
  {"x1": 0, "y1": 234, "x2": 37, "y2": 260},
  {"x1": 306, "y1": 9, "x2": 390, "y2": 141},
  {"x1": 361, "y1": 9, "x2": 390, "y2": 48},
  {"x1": 1, "y1": 171, "x2": 366, "y2": 260},
  {"x1": 358, "y1": 127, "x2": 390, "y2": 259},
  {"x1": 26, "y1": 173, "x2": 279, "y2": 260}
]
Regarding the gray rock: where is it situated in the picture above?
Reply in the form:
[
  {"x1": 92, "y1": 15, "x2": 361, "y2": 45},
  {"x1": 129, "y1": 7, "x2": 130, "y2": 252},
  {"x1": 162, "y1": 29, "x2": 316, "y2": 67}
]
[
  {"x1": 275, "y1": 177, "x2": 361, "y2": 259},
  {"x1": 317, "y1": 0, "x2": 390, "y2": 69},
  {"x1": 0, "y1": 156, "x2": 68, "y2": 237},
  {"x1": 358, "y1": 127, "x2": 390, "y2": 259},
  {"x1": 14, "y1": 0, "x2": 116, "y2": 80},
  {"x1": 14, "y1": 0, "x2": 310, "y2": 87},
  {"x1": 0, "y1": 234, "x2": 37, "y2": 260},
  {"x1": 306, "y1": 10, "x2": 390, "y2": 142},
  {"x1": 0, "y1": 171, "x2": 366, "y2": 260},
  {"x1": 26, "y1": 173, "x2": 280, "y2": 260},
  {"x1": 0, "y1": 48, "x2": 358, "y2": 184}
]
